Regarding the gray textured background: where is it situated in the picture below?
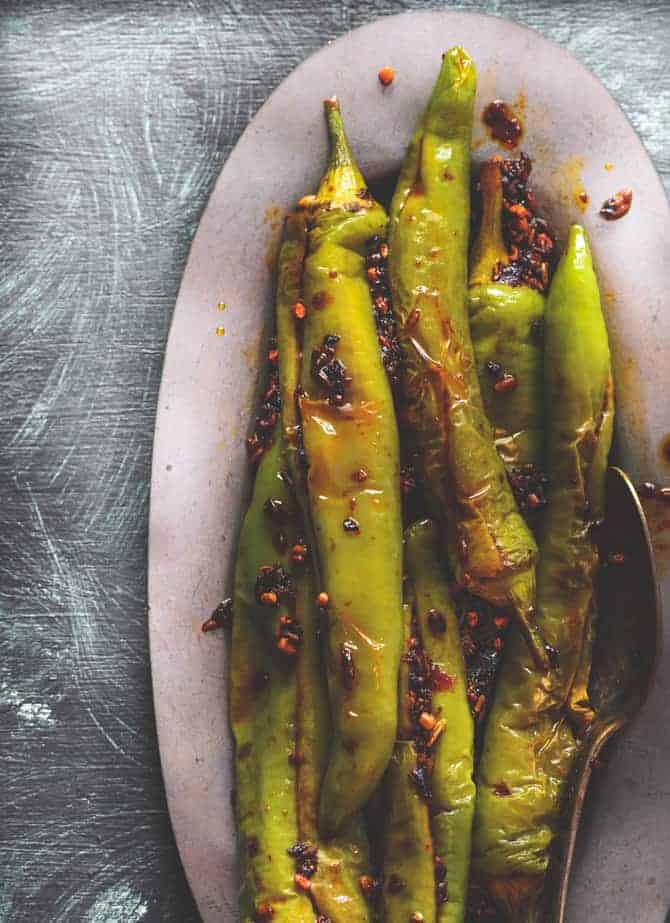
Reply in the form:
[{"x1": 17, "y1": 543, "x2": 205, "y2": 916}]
[{"x1": 0, "y1": 1, "x2": 667, "y2": 921}]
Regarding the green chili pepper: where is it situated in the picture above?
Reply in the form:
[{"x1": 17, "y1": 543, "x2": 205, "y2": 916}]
[
  {"x1": 381, "y1": 601, "x2": 437, "y2": 923},
  {"x1": 276, "y1": 211, "x2": 309, "y2": 494},
  {"x1": 472, "y1": 224, "x2": 614, "y2": 919},
  {"x1": 468, "y1": 159, "x2": 545, "y2": 475},
  {"x1": 406, "y1": 519, "x2": 475, "y2": 923},
  {"x1": 388, "y1": 49, "x2": 547, "y2": 671},
  {"x1": 294, "y1": 554, "x2": 372, "y2": 921},
  {"x1": 230, "y1": 438, "x2": 315, "y2": 923},
  {"x1": 297, "y1": 98, "x2": 403, "y2": 835}
]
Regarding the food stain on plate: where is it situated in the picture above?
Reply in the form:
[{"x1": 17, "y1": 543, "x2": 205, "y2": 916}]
[{"x1": 556, "y1": 155, "x2": 589, "y2": 212}]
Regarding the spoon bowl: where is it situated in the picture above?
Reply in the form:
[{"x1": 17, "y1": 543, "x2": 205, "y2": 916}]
[{"x1": 547, "y1": 466, "x2": 662, "y2": 922}]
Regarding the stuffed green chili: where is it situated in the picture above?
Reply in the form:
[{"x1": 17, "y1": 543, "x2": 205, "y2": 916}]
[
  {"x1": 388, "y1": 49, "x2": 547, "y2": 670},
  {"x1": 472, "y1": 224, "x2": 614, "y2": 920}
]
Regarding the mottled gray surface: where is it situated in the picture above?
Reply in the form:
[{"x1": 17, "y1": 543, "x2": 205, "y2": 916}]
[{"x1": 0, "y1": 1, "x2": 667, "y2": 921}]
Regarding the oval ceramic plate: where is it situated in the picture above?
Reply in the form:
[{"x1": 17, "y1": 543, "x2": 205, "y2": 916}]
[{"x1": 148, "y1": 10, "x2": 670, "y2": 922}]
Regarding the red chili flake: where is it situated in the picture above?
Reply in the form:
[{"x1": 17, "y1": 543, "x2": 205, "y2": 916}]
[
  {"x1": 493, "y1": 614, "x2": 509, "y2": 630},
  {"x1": 259, "y1": 590, "x2": 278, "y2": 607},
  {"x1": 201, "y1": 597, "x2": 233, "y2": 633},
  {"x1": 483, "y1": 100, "x2": 523, "y2": 149},
  {"x1": 494, "y1": 781, "x2": 511, "y2": 796},
  {"x1": 466, "y1": 610, "x2": 479, "y2": 629},
  {"x1": 293, "y1": 301, "x2": 307, "y2": 319},
  {"x1": 387, "y1": 874, "x2": 406, "y2": 894},
  {"x1": 246, "y1": 337, "x2": 281, "y2": 464},
  {"x1": 341, "y1": 644, "x2": 356, "y2": 690},
  {"x1": 600, "y1": 188, "x2": 632, "y2": 220},
  {"x1": 267, "y1": 346, "x2": 279, "y2": 363},
  {"x1": 494, "y1": 372, "x2": 518, "y2": 393},
  {"x1": 378, "y1": 65, "x2": 395, "y2": 86},
  {"x1": 427, "y1": 608, "x2": 447, "y2": 635},
  {"x1": 316, "y1": 591, "x2": 330, "y2": 608},
  {"x1": 291, "y1": 541, "x2": 308, "y2": 564},
  {"x1": 343, "y1": 517, "x2": 360, "y2": 534}
]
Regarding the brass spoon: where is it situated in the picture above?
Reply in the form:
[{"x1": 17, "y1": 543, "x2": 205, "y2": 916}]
[{"x1": 547, "y1": 466, "x2": 663, "y2": 922}]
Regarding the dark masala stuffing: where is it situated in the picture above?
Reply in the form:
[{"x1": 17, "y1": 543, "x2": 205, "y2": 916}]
[
  {"x1": 492, "y1": 152, "x2": 557, "y2": 293},
  {"x1": 600, "y1": 187, "x2": 632, "y2": 220},
  {"x1": 311, "y1": 334, "x2": 350, "y2": 406},
  {"x1": 365, "y1": 236, "x2": 403, "y2": 389},
  {"x1": 246, "y1": 338, "x2": 281, "y2": 464},
  {"x1": 482, "y1": 99, "x2": 523, "y2": 149}
]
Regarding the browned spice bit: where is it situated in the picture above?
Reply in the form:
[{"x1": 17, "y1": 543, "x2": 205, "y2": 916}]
[
  {"x1": 293, "y1": 301, "x2": 307, "y2": 319},
  {"x1": 474, "y1": 694, "x2": 486, "y2": 716},
  {"x1": 277, "y1": 613, "x2": 303, "y2": 656},
  {"x1": 410, "y1": 914, "x2": 425, "y2": 923},
  {"x1": 508, "y1": 464, "x2": 549, "y2": 513},
  {"x1": 493, "y1": 613, "x2": 509, "y2": 630},
  {"x1": 295, "y1": 873, "x2": 312, "y2": 892},
  {"x1": 316, "y1": 917, "x2": 333, "y2": 923},
  {"x1": 341, "y1": 644, "x2": 356, "y2": 690},
  {"x1": 359, "y1": 874, "x2": 381, "y2": 900},
  {"x1": 311, "y1": 334, "x2": 350, "y2": 406},
  {"x1": 483, "y1": 100, "x2": 523, "y2": 149},
  {"x1": 378, "y1": 65, "x2": 395, "y2": 86},
  {"x1": 288, "y1": 841, "x2": 319, "y2": 880},
  {"x1": 494, "y1": 781, "x2": 511, "y2": 796},
  {"x1": 545, "y1": 643, "x2": 560, "y2": 668},
  {"x1": 329, "y1": 269, "x2": 338, "y2": 278},
  {"x1": 607, "y1": 551, "x2": 626, "y2": 566},
  {"x1": 253, "y1": 903, "x2": 275, "y2": 922},
  {"x1": 316, "y1": 591, "x2": 330, "y2": 608},
  {"x1": 406, "y1": 308, "x2": 421, "y2": 329},
  {"x1": 600, "y1": 187, "x2": 632, "y2": 220},
  {"x1": 493, "y1": 371, "x2": 518, "y2": 393},
  {"x1": 267, "y1": 345, "x2": 279, "y2": 363},
  {"x1": 493, "y1": 636, "x2": 503, "y2": 652},
  {"x1": 259, "y1": 590, "x2": 279, "y2": 607},
  {"x1": 201, "y1": 597, "x2": 233, "y2": 633},
  {"x1": 579, "y1": 191, "x2": 589, "y2": 206},
  {"x1": 466, "y1": 610, "x2": 479, "y2": 629},
  {"x1": 343, "y1": 517, "x2": 360, "y2": 534},
  {"x1": 352, "y1": 466, "x2": 369, "y2": 483},
  {"x1": 365, "y1": 236, "x2": 403, "y2": 387},
  {"x1": 485, "y1": 359, "x2": 503, "y2": 379},
  {"x1": 427, "y1": 608, "x2": 447, "y2": 635},
  {"x1": 387, "y1": 874, "x2": 406, "y2": 894}
]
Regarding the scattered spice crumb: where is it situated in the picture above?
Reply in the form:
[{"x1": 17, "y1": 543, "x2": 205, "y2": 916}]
[
  {"x1": 378, "y1": 65, "x2": 395, "y2": 87},
  {"x1": 483, "y1": 100, "x2": 523, "y2": 149},
  {"x1": 600, "y1": 188, "x2": 632, "y2": 221},
  {"x1": 201, "y1": 597, "x2": 233, "y2": 633}
]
